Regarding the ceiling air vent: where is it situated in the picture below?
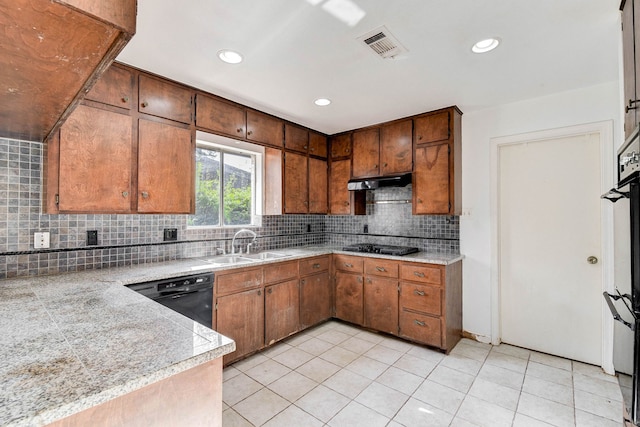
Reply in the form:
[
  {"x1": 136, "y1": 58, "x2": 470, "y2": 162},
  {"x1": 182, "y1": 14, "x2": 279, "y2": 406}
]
[{"x1": 357, "y1": 25, "x2": 408, "y2": 59}]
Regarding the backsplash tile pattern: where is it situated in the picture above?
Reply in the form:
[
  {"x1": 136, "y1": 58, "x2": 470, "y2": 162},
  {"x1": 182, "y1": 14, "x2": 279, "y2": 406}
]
[{"x1": 0, "y1": 138, "x2": 459, "y2": 278}]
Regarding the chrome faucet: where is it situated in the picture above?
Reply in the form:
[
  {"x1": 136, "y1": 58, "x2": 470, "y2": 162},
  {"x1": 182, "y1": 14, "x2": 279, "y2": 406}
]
[{"x1": 231, "y1": 229, "x2": 257, "y2": 254}]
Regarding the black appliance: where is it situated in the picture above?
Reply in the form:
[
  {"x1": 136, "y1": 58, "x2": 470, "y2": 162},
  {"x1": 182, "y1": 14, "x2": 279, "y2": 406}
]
[
  {"x1": 342, "y1": 243, "x2": 419, "y2": 256},
  {"x1": 347, "y1": 173, "x2": 412, "y2": 191},
  {"x1": 126, "y1": 273, "x2": 214, "y2": 328},
  {"x1": 603, "y1": 125, "x2": 640, "y2": 426}
]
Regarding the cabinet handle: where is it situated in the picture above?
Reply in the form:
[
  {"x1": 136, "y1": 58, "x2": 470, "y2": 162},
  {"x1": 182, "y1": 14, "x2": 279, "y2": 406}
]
[
  {"x1": 141, "y1": 191, "x2": 149, "y2": 199},
  {"x1": 383, "y1": 162, "x2": 387, "y2": 167},
  {"x1": 417, "y1": 198, "x2": 423, "y2": 204},
  {"x1": 310, "y1": 147, "x2": 314, "y2": 152},
  {"x1": 357, "y1": 277, "x2": 363, "y2": 283},
  {"x1": 375, "y1": 266, "x2": 386, "y2": 272},
  {"x1": 301, "y1": 279, "x2": 306, "y2": 285},
  {"x1": 258, "y1": 290, "x2": 262, "y2": 296},
  {"x1": 141, "y1": 101, "x2": 148, "y2": 108},
  {"x1": 418, "y1": 135, "x2": 423, "y2": 141},
  {"x1": 122, "y1": 96, "x2": 129, "y2": 103},
  {"x1": 344, "y1": 201, "x2": 349, "y2": 206},
  {"x1": 413, "y1": 271, "x2": 425, "y2": 278},
  {"x1": 236, "y1": 128, "x2": 243, "y2": 133},
  {"x1": 313, "y1": 263, "x2": 321, "y2": 269},
  {"x1": 344, "y1": 263, "x2": 353, "y2": 268},
  {"x1": 346, "y1": 148, "x2": 350, "y2": 153},
  {"x1": 121, "y1": 191, "x2": 129, "y2": 198},
  {"x1": 367, "y1": 278, "x2": 372, "y2": 283},
  {"x1": 247, "y1": 130, "x2": 253, "y2": 136},
  {"x1": 304, "y1": 201, "x2": 309, "y2": 206},
  {"x1": 414, "y1": 290, "x2": 426, "y2": 296},
  {"x1": 373, "y1": 164, "x2": 378, "y2": 169},
  {"x1": 304, "y1": 145, "x2": 308, "y2": 150},
  {"x1": 414, "y1": 319, "x2": 426, "y2": 327},
  {"x1": 268, "y1": 288, "x2": 272, "y2": 294}
]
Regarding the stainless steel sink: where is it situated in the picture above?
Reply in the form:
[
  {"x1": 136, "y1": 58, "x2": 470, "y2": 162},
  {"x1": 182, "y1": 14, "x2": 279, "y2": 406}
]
[
  {"x1": 242, "y1": 252, "x2": 290, "y2": 260},
  {"x1": 202, "y1": 255, "x2": 255, "y2": 265}
]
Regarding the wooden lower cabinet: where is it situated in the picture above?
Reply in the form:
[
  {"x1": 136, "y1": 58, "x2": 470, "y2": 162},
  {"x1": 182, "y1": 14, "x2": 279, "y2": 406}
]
[
  {"x1": 398, "y1": 309, "x2": 442, "y2": 348},
  {"x1": 334, "y1": 271, "x2": 363, "y2": 325},
  {"x1": 300, "y1": 271, "x2": 332, "y2": 328},
  {"x1": 216, "y1": 288, "x2": 264, "y2": 365},
  {"x1": 265, "y1": 279, "x2": 300, "y2": 345},
  {"x1": 363, "y1": 276, "x2": 398, "y2": 335}
]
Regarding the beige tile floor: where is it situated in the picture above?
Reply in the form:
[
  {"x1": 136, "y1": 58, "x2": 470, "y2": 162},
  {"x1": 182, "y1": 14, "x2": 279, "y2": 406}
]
[{"x1": 222, "y1": 320, "x2": 623, "y2": 427}]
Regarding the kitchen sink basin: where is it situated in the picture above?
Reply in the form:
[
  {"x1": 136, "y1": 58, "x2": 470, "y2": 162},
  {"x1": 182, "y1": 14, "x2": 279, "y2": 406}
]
[
  {"x1": 242, "y1": 252, "x2": 290, "y2": 260},
  {"x1": 202, "y1": 256, "x2": 255, "y2": 265}
]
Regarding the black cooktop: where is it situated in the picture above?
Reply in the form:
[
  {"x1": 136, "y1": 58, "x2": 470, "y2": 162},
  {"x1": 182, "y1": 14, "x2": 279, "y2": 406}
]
[{"x1": 342, "y1": 243, "x2": 419, "y2": 256}]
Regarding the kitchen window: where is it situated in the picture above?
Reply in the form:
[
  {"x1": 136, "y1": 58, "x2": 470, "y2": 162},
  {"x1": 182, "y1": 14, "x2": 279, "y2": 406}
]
[{"x1": 189, "y1": 132, "x2": 263, "y2": 228}]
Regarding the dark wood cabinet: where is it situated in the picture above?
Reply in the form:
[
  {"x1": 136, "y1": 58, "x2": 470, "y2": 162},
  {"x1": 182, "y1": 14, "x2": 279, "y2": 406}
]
[
  {"x1": 0, "y1": 0, "x2": 136, "y2": 142},
  {"x1": 285, "y1": 123, "x2": 309, "y2": 153},
  {"x1": 329, "y1": 159, "x2": 365, "y2": 215},
  {"x1": 247, "y1": 110, "x2": 283, "y2": 147},
  {"x1": 352, "y1": 128, "x2": 380, "y2": 178},
  {"x1": 330, "y1": 133, "x2": 352, "y2": 159},
  {"x1": 335, "y1": 271, "x2": 364, "y2": 325},
  {"x1": 309, "y1": 158, "x2": 328, "y2": 214},
  {"x1": 195, "y1": 94, "x2": 246, "y2": 138},
  {"x1": 380, "y1": 119, "x2": 412, "y2": 175},
  {"x1": 622, "y1": 0, "x2": 640, "y2": 138},
  {"x1": 85, "y1": 64, "x2": 133, "y2": 109},
  {"x1": 216, "y1": 288, "x2": 265, "y2": 365},
  {"x1": 414, "y1": 111, "x2": 450, "y2": 145},
  {"x1": 309, "y1": 131, "x2": 328, "y2": 158},
  {"x1": 137, "y1": 119, "x2": 194, "y2": 214},
  {"x1": 138, "y1": 75, "x2": 193, "y2": 124},
  {"x1": 57, "y1": 105, "x2": 133, "y2": 213},
  {"x1": 300, "y1": 271, "x2": 332, "y2": 328},
  {"x1": 284, "y1": 152, "x2": 309, "y2": 213},
  {"x1": 265, "y1": 279, "x2": 300, "y2": 345},
  {"x1": 363, "y1": 258, "x2": 399, "y2": 335}
]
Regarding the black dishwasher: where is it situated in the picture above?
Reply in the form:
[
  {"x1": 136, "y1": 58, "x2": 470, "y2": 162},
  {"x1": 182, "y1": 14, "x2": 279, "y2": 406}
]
[{"x1": 126, "y1": 273, "x2": 214, "y2": 328}]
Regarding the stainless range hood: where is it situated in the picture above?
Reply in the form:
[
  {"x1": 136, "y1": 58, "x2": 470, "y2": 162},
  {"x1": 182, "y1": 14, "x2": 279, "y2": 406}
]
[{"x1": 347, "y1": 173, "x2": 412, "y2": 191}]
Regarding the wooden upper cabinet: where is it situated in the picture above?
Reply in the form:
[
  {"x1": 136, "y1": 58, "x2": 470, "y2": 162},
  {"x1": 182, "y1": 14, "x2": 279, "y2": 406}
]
[
  {"x1": 264, "y1": 147, "x2": 283, "y2": 215},
  {"x1": 309, "y1": 158, "x2": 328, "y2": 214},
  {"x1": 352, "y1": 128, "x2": 380, "y2": 178},
  {"x1": 57, "y1": 105, "x2": 132, "y2": 213},
  {"x1": 414, "y1": 111, "x2": 450, "y2": 145},
  {"x1": 309, "y1": 131, "x2": 328, "y2": 158},
  {"x1": 330, "y1": 133, "x2": 352, "y2": 159},
  {"x1": 137, "y1": 119, "x2": 194, "y2": 214},
  {"x1": 138, "y1": 75, "x2": 193, "y2": 124},
  {"x1": 284, "y1": 151, "x2": 309, "y2": 214},
  {"x1": 329, "y1": 159, "x2": 365, "y2": 215},
  {"x1": 196, "y1": 94, "x2": 246, "y2": 138},
  {"x1": 0, "y1": 0, "x2": 136, "y2": 142},
  {"x1": 413, "y1": 142, "x2": 450, "y2": 214},
  {"x1": 247, "y1": 110, "x2": 283, "y2": 147},
  {"x1": 380, "y1": 120, "x2": 412, "y2": 175},
  {"x1": 85, "y1": 64, "x2": 133, "y2": 109},
  {"x1": 285, "y1": 124, "x2": 309, "y2": 153}
]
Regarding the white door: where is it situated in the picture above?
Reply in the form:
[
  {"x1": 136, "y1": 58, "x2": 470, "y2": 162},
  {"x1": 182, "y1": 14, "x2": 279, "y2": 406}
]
[{"x1": 499, "y1": 132, "x2": 603, "y2": 365}]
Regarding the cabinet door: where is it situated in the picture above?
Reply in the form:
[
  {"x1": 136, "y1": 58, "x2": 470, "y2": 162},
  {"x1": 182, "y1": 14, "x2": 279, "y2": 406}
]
[
  {"x1": 329, "y1": 159, "x2": 352, "y2": 214},
  {"x1": 330, "y1": 133, "x2": 352, "y2": 159},
  {"x1": 623, "y1": 0, "x2": 638, "y2": 138},
  {"x1": 58, "y1": 105, "x2": 132, "y2": 213},
  {"x1": 414, "y1": 111, "x2": 449, "y2": 145},
  {"x1": 300, "y1": 271, "x2": 332, "y2": 328},
  {"x1": 364, "y1": 276, "x2": 399, "y2": 335},
  {"x1": 195, "y1": 94, "x2": 246, "y2": 138},
  {"x1": 265, "y1": 279, "x2": 300, "y2": 345},
  {"x1": 285, "y1": 123, "x2": 309, "y2": 153},
  {"x1": 264, "y1": 147, "x2": 283, "y2": 215},
  {"x1": 137, "y1": 119, "x2": 194, "y2": 213},
  {"x1": 309, "y1": 131, "x2": 328, "y2": 158},
  {"x1": 309, "y1": 157, "x2": 328, "y2": 213},
  {"x1": 246, "y1": 110, "x2": 283, "y2": 147},
  {"x1": 380, "y1": 119, "x2": 412, "y2": 175},
  {"x1": 413, "y1": 142, "x2": 450, "y2": 214},
  {"x1": 216, "y1": 288, "x2": 264, "y2": 364},
  {"x1": 334, "y1": 271, "x2": 363, "y2": 325},
  {"x1": 138, "y1": 75, "x2": 193, "y2": 124},
  {"x1": 352, "y1": 128, "x2": 380, "y2": 178},
  {"x1": 284, "y1": 151, "x2": 309, "y2": 213},
  {"x1": 85, "y1": 64, "x2": 133, "y2": 109}
]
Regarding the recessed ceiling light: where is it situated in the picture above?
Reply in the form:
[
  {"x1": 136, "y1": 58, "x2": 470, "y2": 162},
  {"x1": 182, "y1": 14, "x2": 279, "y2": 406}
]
[
  {"x1": 314, "y1": 98, "x2": 331, "y2": 106},
  {"x1": 471, "y1": 38, "x2": 500, "y2": 54},
  {"x1": 217, "y1": 49, "x2": 243, "y2": 64}
]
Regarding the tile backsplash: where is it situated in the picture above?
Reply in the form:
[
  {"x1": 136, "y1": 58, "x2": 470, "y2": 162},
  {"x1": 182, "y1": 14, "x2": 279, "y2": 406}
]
[{"x1": 0, "y1": 138, "x2": 459, "y2": 278}]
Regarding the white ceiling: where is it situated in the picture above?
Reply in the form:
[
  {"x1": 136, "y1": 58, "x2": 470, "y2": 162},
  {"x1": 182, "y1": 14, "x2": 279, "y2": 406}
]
[{"x1": 117, "y1": 0, "x2": 621, "y2": 135}]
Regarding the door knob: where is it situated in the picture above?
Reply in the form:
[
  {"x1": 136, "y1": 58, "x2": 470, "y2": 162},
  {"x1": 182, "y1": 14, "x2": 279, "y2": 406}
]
[{"x1": 587, "y1": 256, "x2": 598, "y2": 264}]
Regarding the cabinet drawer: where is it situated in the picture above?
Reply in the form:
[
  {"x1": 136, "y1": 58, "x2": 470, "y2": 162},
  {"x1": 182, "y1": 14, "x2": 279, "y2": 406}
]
[
  {"x1": 300, "y1": 255, "x2": 330, "y2": 276},
  {"x1": 85, "y1": 65, "x2": 133, "y2": 109},
  {"x1": 216, "y1": 267, "x2": 262, "y2": 295},
  {"x1": 247, "y1": 110, "x2": 283, "y2": 147},
  {"x1": 400, "y1": 283, "x2": 441, "y2": 316},
  {"x1": 400, "y1": 263, "x2": 443, "y2": 286},
  {"x1": 333, "y1": 254, "x2": 364, "y2": 273},
  {"x1": 364, "y1": 258, "x2": 399, "y2": 278},
  {"x1": 399, "y1": 309, "x2": 441, "y2": 348},
  {"x1": 139, "y1": 75, "x2": 193, "y2": 124},
  {"x1": 195, "y1": 94, "x2": 246, "y2": 138},
  {"x1": 264, "y1": 260, "x2": 298, "y2": 284}
]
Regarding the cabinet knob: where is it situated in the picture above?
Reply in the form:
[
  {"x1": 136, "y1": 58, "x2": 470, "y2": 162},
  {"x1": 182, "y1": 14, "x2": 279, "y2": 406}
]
[
  {"x1": 141, "y1": 191, "x2": 149, "y2": 199},
  {"x1": 304, "y1": 201, "x2": 308, "y2": 206},
  {"x1": 258, "y1": 290, "x2": 262, "y2": 296},
  {"x1": 304, "y1": 145, "x2": 308, "y2": 150},
  {"x1": 121, "y1": 191, "x2": 129, "y2": 198},
  {"x1": 141, "y1": 101, "x2": 148, "y2": 108},
  {"x1": 414, "y1": 289, "x2": 426, "y2": 296},
  {"x1": 236, "y1": 128, "x2": 242, "y2": 133},
  {"x1": 418, "y1": 135, "x2": 423, "y2": 140},
  {"x1": 247, "y1": 130, "x2": 253, "y2": 136},
  {"x1": 383, "y1": 162, "x2": 388, "y2": 167},
  {"x1": 301, "y1": 279, "x2": 306, "y2": 285},
  {"x1": 268, "y1": 288, "x2": 272, "y2": 294},
  {"x1": 367, "y1": 278, "x2": 372, "y2": 283},
  {"x1": 122, "y1": 96, "x2": 129, "y2": 103},
  {"x1": 373, "y1": 164, "x2": 378, "y2": 169},
  {"x1": 417, "y1": 198, "x2": 423, "y2": 204},
  {"x1": 357, "y1": 277, "x2": 363, "y2": 283},
  {"x1": 344, "y1": 201, "x2": 349, "y2": 206},
  {"x1": 310, "y1": 147, "x2": 315, "y2": 152},
  {"x1": 345, "y1": 148, "x2": 350, "y2": 153}
]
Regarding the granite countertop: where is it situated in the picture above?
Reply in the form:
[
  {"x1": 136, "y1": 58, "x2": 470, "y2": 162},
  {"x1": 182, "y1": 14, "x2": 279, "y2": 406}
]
[{"x1": 0, "y1": 245, "x2": 461, "y2": 426}]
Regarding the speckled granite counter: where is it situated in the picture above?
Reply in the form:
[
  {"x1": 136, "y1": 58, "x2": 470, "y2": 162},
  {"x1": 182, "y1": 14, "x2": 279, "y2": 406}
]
[{"x1": 0, "y1": 246, "x2": 460, "y2": 426}]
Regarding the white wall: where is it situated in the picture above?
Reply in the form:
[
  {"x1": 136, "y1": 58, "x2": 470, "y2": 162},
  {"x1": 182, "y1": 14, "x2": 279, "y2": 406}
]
[{"x1": 460, "y1": 80, "x2": 624, "y2": 341}]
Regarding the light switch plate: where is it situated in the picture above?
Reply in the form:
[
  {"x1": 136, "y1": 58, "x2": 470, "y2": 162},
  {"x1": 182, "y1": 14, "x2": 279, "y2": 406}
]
[{"x1": 34, "y1": 232, "x2": 50, "y2": 249}]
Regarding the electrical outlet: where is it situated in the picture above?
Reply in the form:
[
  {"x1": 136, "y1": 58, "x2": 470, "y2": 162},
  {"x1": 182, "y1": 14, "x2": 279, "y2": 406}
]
[
  {"x1": 34, "y1": 232, "x2": 50, "y2": 249},
  {"x1": 363, "y1": 224, "x2": 369, "y2": 234},
  {"x1": 163, "y1": 228, "x2": 178, "y2": 241},
  {"x1": 306, "y1": 224, "x2": 311, "y2": 233},
  {"x1": 87, "y1": 230, "x2": 98, "y2": 246}
]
